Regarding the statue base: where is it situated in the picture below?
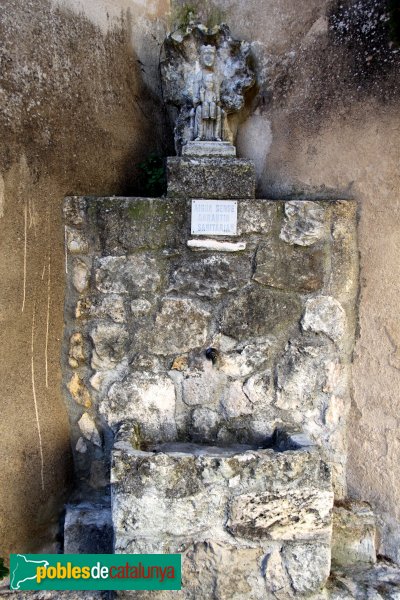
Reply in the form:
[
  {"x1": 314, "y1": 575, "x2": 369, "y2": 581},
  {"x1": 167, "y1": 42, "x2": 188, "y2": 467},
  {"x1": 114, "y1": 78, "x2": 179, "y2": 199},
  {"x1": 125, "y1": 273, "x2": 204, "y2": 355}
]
[
  {"x1": 182, "y1": 141, "x2": 236, "y2": 158},
  {"x1": 167, "y1": 156, "x2": 255, "y2": 199}
]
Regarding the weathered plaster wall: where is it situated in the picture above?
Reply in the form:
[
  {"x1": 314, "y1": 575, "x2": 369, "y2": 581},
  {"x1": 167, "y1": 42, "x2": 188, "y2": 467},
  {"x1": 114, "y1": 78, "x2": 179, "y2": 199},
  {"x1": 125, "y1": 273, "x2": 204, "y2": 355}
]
[
  {"x1": 171, "y1": 0, "x2": 400, "y2": 560},
  {"x1": 0, "y1": 0, "x2": 171, "y2": 558}
]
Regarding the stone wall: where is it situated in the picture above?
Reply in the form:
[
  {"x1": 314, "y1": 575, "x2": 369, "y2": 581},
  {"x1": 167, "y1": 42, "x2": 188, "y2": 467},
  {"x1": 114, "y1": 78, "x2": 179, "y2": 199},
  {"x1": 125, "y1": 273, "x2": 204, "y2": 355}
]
[{"x1": 63, "y1": 195, "x2": 357, "y2": 501}]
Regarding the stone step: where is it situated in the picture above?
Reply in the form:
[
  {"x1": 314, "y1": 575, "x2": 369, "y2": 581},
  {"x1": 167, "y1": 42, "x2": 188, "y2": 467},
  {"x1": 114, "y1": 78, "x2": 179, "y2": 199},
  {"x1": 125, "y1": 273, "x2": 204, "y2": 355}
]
[{"x1": 328, "y1": 559, "x2": 400, "y2": 599}]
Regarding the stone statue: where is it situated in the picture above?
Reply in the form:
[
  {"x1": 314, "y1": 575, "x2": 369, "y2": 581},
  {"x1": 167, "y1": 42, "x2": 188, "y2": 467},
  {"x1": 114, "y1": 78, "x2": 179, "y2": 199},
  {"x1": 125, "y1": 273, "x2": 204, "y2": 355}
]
[
  {"x1": 161, "y1": 24, "x2": 256, "y2": 155},
  {"x1": 190, "y1": 45, "x2": 224, "y2": 142}
]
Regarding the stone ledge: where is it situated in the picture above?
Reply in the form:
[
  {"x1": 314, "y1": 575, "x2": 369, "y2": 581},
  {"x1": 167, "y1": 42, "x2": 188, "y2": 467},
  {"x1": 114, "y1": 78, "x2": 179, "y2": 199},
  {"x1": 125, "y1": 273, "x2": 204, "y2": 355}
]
[
  {"x1": 182, "y1": 141, "x2": 236, "y2": 157},
  {"x1": 187, "y1": 239, "x2": 246, "y2": 252}
]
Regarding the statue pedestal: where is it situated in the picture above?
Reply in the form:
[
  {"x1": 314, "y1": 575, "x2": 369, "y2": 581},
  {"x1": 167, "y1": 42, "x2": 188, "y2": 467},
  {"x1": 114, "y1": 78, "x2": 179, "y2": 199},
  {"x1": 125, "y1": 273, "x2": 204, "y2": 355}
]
[
  {"x1": 182, "y1": 141, "x2": 236, "y2": 158},
  {"x1": 167, "y1": 156, "x2": 256, "y2": 199}
]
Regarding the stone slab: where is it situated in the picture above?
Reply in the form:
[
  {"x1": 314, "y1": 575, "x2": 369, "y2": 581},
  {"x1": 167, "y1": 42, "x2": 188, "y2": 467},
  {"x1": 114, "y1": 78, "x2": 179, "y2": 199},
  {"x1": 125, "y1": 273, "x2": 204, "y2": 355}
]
[
  {"x1": 166, "y1": 157, "x2": 255, "y2": 199},
  {"x1": 187, "y1": 239, "x2": 246, "y2": 252},
  {"x1": 220, "y1": 285, "x2": 302, "y2": 339},
  {"x1": 254, "y1": 237, "x2": 326, "y2": 293},
  {"x1": 182, "y1": 141, "x2": 236, "y2": 157}
]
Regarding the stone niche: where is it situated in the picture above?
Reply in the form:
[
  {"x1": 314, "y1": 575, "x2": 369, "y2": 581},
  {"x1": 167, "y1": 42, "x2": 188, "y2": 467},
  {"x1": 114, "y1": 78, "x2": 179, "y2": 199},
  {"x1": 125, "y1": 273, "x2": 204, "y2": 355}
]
[
  {"x1": 160, "y1": 23, "x2": 256, "y2": 155},
  {"x1": 63, "y1": 193, "x2": 358, "y2": 596}
]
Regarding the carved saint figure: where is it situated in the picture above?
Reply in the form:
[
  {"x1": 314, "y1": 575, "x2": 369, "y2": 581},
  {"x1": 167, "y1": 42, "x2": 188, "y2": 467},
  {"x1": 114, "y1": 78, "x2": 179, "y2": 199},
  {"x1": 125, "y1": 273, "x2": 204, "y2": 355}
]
[
  {"x1": 190, "y1": 45, "x2": 224, "y2": 141},
  {"x1": 161, "y1": 23, "x2": 256, "y2": 153}
]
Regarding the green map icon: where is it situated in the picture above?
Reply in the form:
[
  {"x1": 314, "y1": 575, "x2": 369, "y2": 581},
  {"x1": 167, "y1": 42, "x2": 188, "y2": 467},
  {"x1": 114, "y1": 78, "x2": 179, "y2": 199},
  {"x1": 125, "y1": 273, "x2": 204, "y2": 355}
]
[{"x1": 10, "y1": 555, "x2": 49, "y2": 590}]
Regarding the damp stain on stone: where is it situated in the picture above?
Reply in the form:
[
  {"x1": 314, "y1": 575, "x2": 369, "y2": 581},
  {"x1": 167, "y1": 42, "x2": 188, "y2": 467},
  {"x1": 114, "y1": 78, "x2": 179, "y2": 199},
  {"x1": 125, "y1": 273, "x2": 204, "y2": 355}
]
[
  {"x1": 328, "y1": 0, "x2": 400, "y2": 89},
  {"x1": 262, "y1": 0, "x2": 400, "y2": 132}
]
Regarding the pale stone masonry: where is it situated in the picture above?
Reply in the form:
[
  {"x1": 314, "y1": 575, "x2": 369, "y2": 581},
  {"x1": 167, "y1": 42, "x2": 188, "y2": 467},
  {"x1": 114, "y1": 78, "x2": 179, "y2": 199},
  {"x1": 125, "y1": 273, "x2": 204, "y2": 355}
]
[
  {"x1": 112, "y1": 431, "x2": 333, "y2": 599},
  {"x1": 63, "y1": 193, "x2": 358, "y2": 597},
  {"x1": 63, "y1": 196, "x2": 358, "y2": 494}
]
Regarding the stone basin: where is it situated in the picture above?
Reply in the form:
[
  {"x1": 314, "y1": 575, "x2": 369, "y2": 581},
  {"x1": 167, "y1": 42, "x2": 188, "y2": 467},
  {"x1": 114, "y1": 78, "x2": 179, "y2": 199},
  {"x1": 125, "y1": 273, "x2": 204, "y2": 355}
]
[{"x1": 111, "y1": 430, "x2": 334, "y2": 598}]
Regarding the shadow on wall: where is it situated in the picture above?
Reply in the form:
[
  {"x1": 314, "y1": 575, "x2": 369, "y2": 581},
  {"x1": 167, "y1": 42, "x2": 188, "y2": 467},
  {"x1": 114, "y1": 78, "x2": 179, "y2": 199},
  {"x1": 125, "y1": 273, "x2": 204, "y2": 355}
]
[
  {"x1": 0, "y1": 0, "x2": 171, "y2": 559},
  {"x1": 0, "y1": 0, "x2": 172, "y2": 197},
  {"x1": 257, "y1": 0, "x2": 400, "y2": 197}
]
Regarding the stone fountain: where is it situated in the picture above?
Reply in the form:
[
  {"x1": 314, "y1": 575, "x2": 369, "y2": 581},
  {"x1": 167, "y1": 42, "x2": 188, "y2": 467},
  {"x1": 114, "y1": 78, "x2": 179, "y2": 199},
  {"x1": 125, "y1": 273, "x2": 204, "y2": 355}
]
[{"x1": 63, "y1": 23, "x2": 359, "y2": 599}]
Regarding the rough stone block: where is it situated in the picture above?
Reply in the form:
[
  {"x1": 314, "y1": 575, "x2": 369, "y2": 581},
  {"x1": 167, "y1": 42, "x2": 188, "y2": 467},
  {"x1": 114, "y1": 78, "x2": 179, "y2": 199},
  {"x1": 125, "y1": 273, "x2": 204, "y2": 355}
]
[
  {"x1": 64, "y1": 196, "x2": 87, "y2": 227},
  {"x1": 167, "y1": 157, "x2": 255, "y2": 199},
  {"x1": 241, "y1": 371, "x2": 275, "y2": 420},
  {"x1": 77, "y1": 294, "x2": 126, "y2": 323},
  {"x1": 254, "y1": 237, "x2": 326, "y2": 293},
  {"x1": 90, "y1": 323, "x2": 129, "y2": 370},
  {"x1": 67, "y1": 373, "x2": 92, "y2": 408},
  {"x1": 65, "y1": 226, "x2": 89, "y2": 254},
  {"x1": 168, "y1": 254, "x2": 250, "y2": 299},
  {"x1": 182, "y1": 541, "x2": 265, "y2": 600},
  {"x1": 332, "y1": 500, "x2": 377, "y2": 567},
  {"x1": 93, "y1": 198, "x2": 187, "y2": 254},
  {"x1": 275, "y1": 338, "x2": 337, "y2": 412},
  {"x1": 181, "y1": 361, "x2": 228, "y2": 409},
  {"x1": 72, "y1": 258, "x2": 90, "y2": 293},
  {"x1": 219, "y1": 337, "x2": 275, "y2": 377},
  {"x1": 95, "y1": 255, "x2": 162, "y2": 296},
  {"x1": 227, "y1": 487, "x2": 333, "y2": 541},
  {"x1": 112, "y1": 435, "x2": 333, "y2": 597},
  {"x1": 64, "y1": 504, "x2": 113, "y2": 554},
  {"x1": 280, "y1": 200, "x2": 327, "y2": 246},
  {"x1": 127, "y1": 297, "x2": 151, "y2": 317},
  {"x1": 328, "y1": 200, "x2": 358, "y2": 305},
  {"x1": 149, "y1": 298, "x2": 211, "y2": 355},
  {"x1": 327, "y1": 559, "x2": 400, "y2": 599},
  {"x1": 282, "y1": 542, "x2": 331, "y2": 595},
  {"x1": 302, "y1": 295, "x2": 346, "y2": 343},
  {"x1": 221, "y1": 285, "x2": 302, "y2": 339},
  {"x1": 68, "y1": 332, "x2": 86, "y2": 368},
  {"x1": 263, "y1": 542, "x2": 331, "y2": 599},
  {"x1": 237, "y1": 200, "x2": 278, "y2": 235},
  {"x1": 100, "y1": 372, "x2": 177, "y2": 441},
  {"x1": 77, "y1": 413, "x2": 102, "y2": 447}
]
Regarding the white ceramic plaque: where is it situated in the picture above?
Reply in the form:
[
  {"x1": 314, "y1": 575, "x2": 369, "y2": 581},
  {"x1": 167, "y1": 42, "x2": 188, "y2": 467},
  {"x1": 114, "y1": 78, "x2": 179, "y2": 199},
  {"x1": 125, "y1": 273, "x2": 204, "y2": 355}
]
[{"x1": 191, "y1": 200, "x2": 237, "y2": 236}]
